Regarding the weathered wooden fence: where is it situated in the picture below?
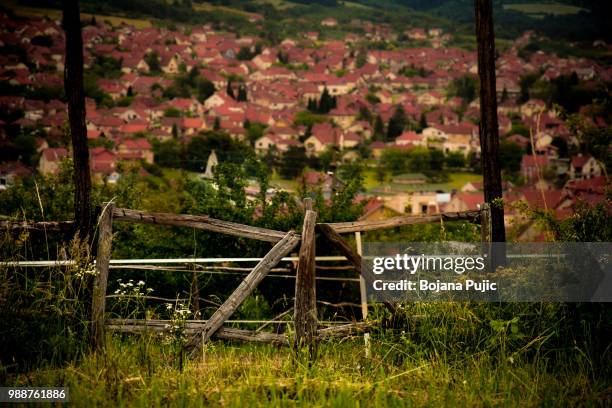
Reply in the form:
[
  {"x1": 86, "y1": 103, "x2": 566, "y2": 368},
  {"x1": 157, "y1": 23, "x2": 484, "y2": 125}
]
[{"x1": 2, "y1": 200, "x2": 488, "y2": 357}]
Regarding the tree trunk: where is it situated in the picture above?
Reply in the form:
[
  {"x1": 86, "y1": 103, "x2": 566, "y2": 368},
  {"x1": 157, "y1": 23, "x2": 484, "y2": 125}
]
[
  {"x1": 475, "y1": 0, "x2": 505, "y2": 247},
  {"x1": 63, "y1": 0, "x2": 92, "y2": 240}
]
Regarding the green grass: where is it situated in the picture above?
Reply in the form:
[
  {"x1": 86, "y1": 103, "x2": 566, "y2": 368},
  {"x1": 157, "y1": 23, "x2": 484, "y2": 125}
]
[
  {"x1": 6, "y1": 326, "x2": 607, "y2": 407},
  {"x1": 502, "y1": 3, "x2": 586, "y2": 16},
  {"x1": 5, "y1": 0, "x2": 152, "y2": 27},
  {"x1": 364, "y1": 170, "x2": 481, "y2": 193}
]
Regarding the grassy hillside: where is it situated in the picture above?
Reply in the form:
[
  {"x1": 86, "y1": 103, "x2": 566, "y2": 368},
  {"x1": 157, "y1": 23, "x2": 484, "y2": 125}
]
[{"x1": 7, "y1": 0, "x2": 610, "y2": 43}]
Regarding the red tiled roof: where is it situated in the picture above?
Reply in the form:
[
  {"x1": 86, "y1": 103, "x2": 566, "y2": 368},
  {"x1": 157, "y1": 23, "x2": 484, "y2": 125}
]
[
  {"x1": 41, "y1": 147, "x2": 68, "y2": 162},
  {"x1": 570, "y1": 154, "x2": 591, "y2": 168}
]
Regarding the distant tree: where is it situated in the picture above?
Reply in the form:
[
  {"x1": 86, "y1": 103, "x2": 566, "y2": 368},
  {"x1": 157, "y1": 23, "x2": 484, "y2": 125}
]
[
  {"x1": 196, "y1": 77, "x2": 215, "y2": 102},
  {"x1": 245, "y1": 121, "x2": 266, "y2": 146},
  {"x1": 365, "y1": 93, "x2": 380, "y2": 105},
  {"x1": 226, "y1": 79, "x2": 235, "y2": 99},
  {"x1": 307, "y1": 98, "x2": 317, "y2": 112},
  {"x1": 407, "y1": 147, "x2": 430, "y2": 172},
  {"x1": 145, "y1": 51, "x2": 161, "y2": 73},
  {"x1": 279, "y1": 146, "x2": 308, "y2": 179},
  {"x1": 317, "y1": 88, "x2": 334, "y2": 114},
  {"x1": 187, "y1": 66, "x2": 199, "y2": 86},
  {"x1": 154, "y1": 139, "x2": 181, "y2": 168},
  {"x1": 445, "y1": 151, "x2": 466, "y2": 169},
  {"x1": 171, "y1": 123, "x2": 179, "y2": 139},
  {"x1": 381, "y1": 148, "x2": 408, "y2": 175},
  {"x1": 355, "y1": 51, "x2": 367, "y2": 68},
  {"x1": 164, "y1": 107, "x2": 181, "y2": 117},
  {"x1": 551, "y1": 136, "x2": 569, "y2": 158},
  {"x1": 317, "y1": 147, "x2": 335, "y2": 171},
  {"x1": 237, "y1": 46, "x2": 253, "y2": 60},
  {"x1": 508, "y1": 122, "x2": 530, "y2": 138},
  {"x1": 418, "y1": 112, "x2": 428, "y2": 131},
  {"x1": 126, "y1": 86, "x2": 133, "y2": 97},
  {"x1": 449, "y1": 74, "x2": 478, "y2": 104},
  {"x1": 237, "y1": 85, "x2": 247, "y2": 102},
  {"x1": 375, "y1": 164, "x2": 386, "y2": 183},
  {"x1": 213, "y1": 116, "x2": 221, "y2": 131},
  {"x1": 185, "y1": 132, "x2": 250, "y2": 172},
  {"x1": 357, "y1": 106, "x2": 372, "y2": 122},
  {"x1": 373, "y1": 115, "x2": 385, "y2": 141},
  {"x1": 386, "y1": 105, "x2": 406, "y2": 140},
  {"x1": 500, "y1": 86, "x2": 508, "y2": 103},
  {"x1": 429, "y1": 148, "x2": 445, "y2": 171},
  {"x1": 13, "y1": 133, "x2": 37, "y2": 166},
  {"x1": 499, "y1": 141, "x2": 523, "y2": 173},
  {"x1": 518, "y1": 72, "x2": 540, "y2": 104},
  {"x1": 277, "y1": 50, "x2": 289, "y2": 65}
]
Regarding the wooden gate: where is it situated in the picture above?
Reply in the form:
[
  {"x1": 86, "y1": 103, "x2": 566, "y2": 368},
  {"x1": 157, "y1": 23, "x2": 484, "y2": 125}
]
[{"x1": 90, "y1": 200, "x2": 488, "y2": 356}]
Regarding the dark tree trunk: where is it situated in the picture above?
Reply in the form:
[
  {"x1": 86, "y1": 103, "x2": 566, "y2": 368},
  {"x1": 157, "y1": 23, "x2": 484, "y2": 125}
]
[
  {"x1": 62, "y1": 0, "x2": 92, "y2": 240},
  {"x1": 475, "y1": 0, "x2": 505, "y2": 246}
]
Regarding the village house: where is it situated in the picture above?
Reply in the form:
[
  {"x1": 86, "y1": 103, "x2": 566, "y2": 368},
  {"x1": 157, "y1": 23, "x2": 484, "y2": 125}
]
[
  {"x1": 117, "y1": 138, "x2": 154, "y2": 164},
  {"x1": 521, "y1": 154, "x2": 550, "y2": 183},
  {"x1": 304, "y1": 123, "x2": 342, "y2": 156},
  {"x1": 0, "y1": 161, "x2": 34, "y2": 190},
  {"x1": 39, "y1": 147, "x2": 68, "y2": 175},
  {"x1": 569, "y1": 154, "x2": 602, "y2": 180}
]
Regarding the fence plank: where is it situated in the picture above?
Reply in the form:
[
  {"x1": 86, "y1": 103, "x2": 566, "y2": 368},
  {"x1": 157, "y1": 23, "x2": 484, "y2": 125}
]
[
  {"x1": 0, "y1": 220, "x2": 74, "y2": 232},
  {"x1": 92, "y1": 203, "x2": 114, "y2": 350},
  {"x1": 112, "y1": 207, "x2": 288, "y2": 243},
  {"x1": 107, "y1": 323, "x2": 288, "y2": 345},
  {"x1": 323, "y1": 210, "x2": 481, "y2": 234},
  {"x1": 187, "y1": 231, "x2": 301, "y2": 351},
  {"x1": 294, "y1": 201, "x2": 317, "y2": 354}
]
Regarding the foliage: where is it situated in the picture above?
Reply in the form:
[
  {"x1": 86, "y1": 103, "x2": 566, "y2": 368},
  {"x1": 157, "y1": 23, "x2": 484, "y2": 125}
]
[
  {"x1": 380, "y1": 146, "x2": 433, "y2": 175},
  {"x1": 163, "y1": 67, "x2": 216, "y2": 102},
  {"x1": 398, "y1": 64, "x2": 430, "y2": 77},
  {"x1": 499, "y1": 141, "x2": 523, "y2": 173},
  {"x1": 444, "y1": 150, "x2": 465, "y2": 169},
  {"x1": 278, "y1": 145, "x2": 308, "y2": 179},
  {"x1": 164, "y1": 107, "x2": 182, "y2": 118},
  {"x1": 244, "y1": 121, "x2": 266, "y2": 146},
  {"x1": 144, "y1": 51, "x2": 161, "y2": 74},
  {"x1": 386, "y1": 105, "x2": 406, "y2": 140},
  {"x1": 307, "y1": 88, "x2": 337, "y2": 114},
  {"x1": 90, "y1": 55, "x2": 123, "y2": 79},
  {"x1": 566, "y1": 113, "x2": 611, "y2": 171},
  {"x1": 293, "y1": 111, "x2": 327, "y2": 127},
  {"x1": 448, "y1": 74, "x2": 478, "y2": 104}
]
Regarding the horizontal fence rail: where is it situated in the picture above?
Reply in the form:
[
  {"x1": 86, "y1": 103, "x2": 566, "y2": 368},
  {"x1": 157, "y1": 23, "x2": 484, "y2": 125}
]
[
  {"x1": 112, "y1": 207, "x2": 290, "y2": 243},
  {"x1": 323, "y1": 210, "x2": 482, "y2": 234}
]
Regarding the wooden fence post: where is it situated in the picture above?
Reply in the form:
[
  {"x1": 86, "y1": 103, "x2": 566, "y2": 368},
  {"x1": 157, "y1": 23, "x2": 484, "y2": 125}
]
[
  {"x1": 355, "y1": 231, "x2": 371, "y2": 357},
  {"x1": 92, "y1": 202, "x2": 114, "y2": 350},
  {"x1": 294, "y1": 199, "x2": 318, "y2": 357},
  {"x1": 190, "y1": 266, "x2": 201, "y2": 319},
  {"x1": 481, "y1": 203, "x2": 492, "y2": 271}
]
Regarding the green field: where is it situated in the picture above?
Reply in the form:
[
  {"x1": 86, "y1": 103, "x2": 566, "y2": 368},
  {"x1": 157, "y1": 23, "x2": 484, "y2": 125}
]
[
  {"x1": 5, "y1": 0, "x2": 152, "y2": 27},
  {"x1": 502, "y1": 3, "x2": 586, "y2": 16},
  {"x1": 363, "y1": 170, "x2": 481, "y2": 192}
]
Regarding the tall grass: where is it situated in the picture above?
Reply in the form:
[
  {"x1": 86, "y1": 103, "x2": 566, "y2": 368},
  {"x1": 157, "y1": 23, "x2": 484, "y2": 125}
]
[
  {"x1": 4, "y1": 333, "x2": 609, "y2": 407},
  {"x1": 0, "y1": 233, "x2": 94, "y2": 376}
]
